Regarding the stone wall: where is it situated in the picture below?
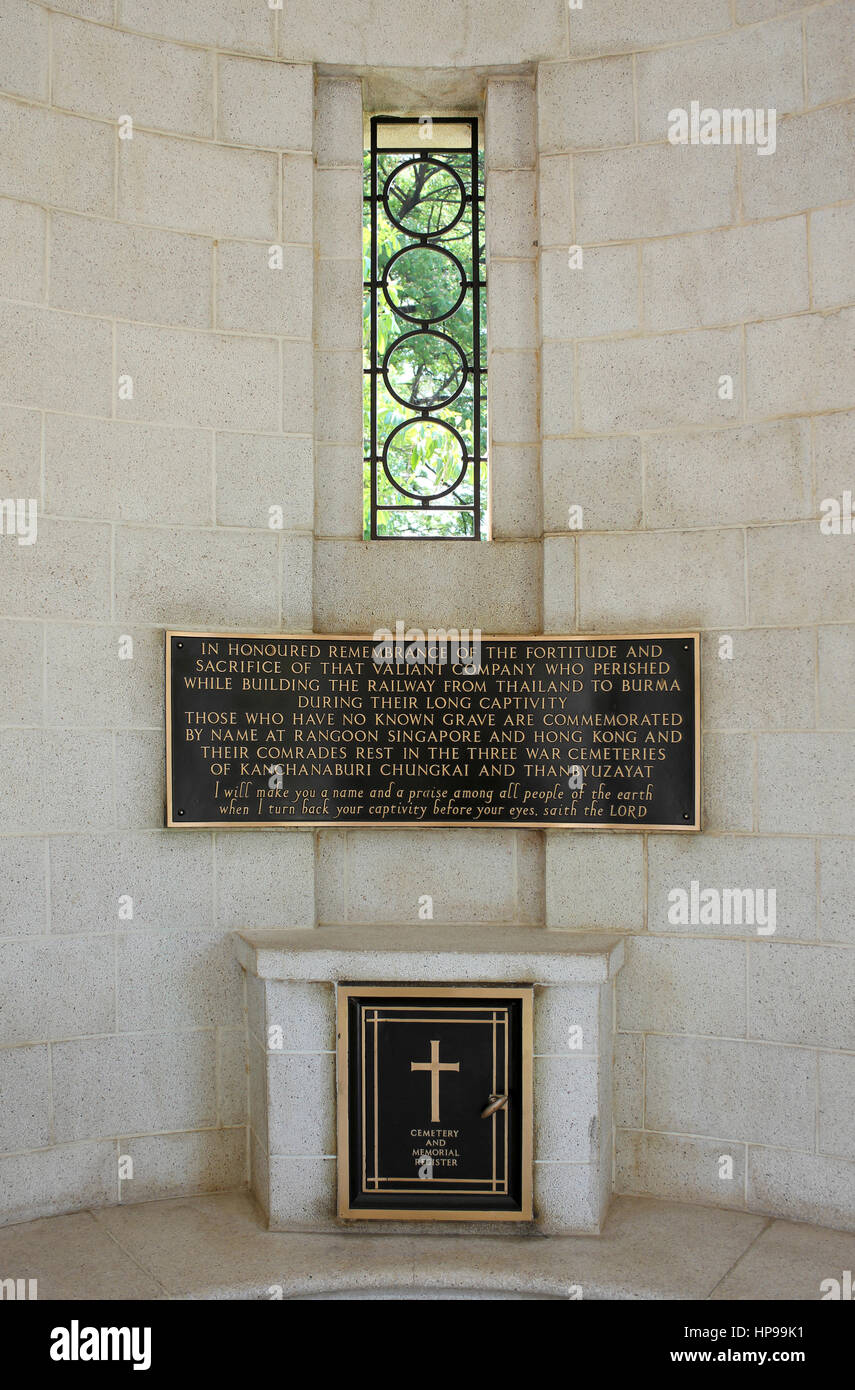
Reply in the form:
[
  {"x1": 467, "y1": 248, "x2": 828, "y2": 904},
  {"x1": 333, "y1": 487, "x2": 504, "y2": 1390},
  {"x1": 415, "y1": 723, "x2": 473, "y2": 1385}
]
[
  {"x1": 0, "y1": 0, "x2": 316, "y2": 1221},
  {"x1": 0, "y1": 0, "x2": 853, "y2": 1231},
  {"x1": 536, "y1": 3, "x2": 855, "y2": 1231}
]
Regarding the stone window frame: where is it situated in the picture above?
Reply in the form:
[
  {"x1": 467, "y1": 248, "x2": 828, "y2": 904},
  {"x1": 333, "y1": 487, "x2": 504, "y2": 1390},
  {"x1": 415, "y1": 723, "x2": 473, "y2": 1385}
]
[{"x1": 312, "y1": 75, "x2": 541, "y2": 547}]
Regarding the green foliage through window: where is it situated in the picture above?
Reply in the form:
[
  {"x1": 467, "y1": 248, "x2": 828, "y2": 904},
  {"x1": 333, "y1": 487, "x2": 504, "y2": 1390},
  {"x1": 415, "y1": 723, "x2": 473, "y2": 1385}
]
[{"x1": 363, "y1": 117, "x2": 487, "y2": 539}]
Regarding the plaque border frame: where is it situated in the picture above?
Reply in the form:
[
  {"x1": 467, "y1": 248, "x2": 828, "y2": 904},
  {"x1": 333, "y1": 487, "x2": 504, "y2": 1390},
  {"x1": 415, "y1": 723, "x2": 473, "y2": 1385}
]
[
  {"x1": 336, "y1": 984, "x2": 534, "y2": 1222},
  {"x1": 165, "y1": 630, "x2": 701, "y2": 831}
]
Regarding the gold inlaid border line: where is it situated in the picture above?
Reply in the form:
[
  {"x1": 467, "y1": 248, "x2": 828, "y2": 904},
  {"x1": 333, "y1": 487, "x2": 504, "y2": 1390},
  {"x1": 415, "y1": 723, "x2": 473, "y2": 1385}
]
[{"x1": 362, "y1": 1009, "x2": 508, "y2": 1195}]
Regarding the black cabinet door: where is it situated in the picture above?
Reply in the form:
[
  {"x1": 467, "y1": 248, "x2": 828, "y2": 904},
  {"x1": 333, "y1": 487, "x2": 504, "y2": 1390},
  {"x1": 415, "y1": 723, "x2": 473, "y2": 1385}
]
[{"x1": 337, "y1": 986, "x2": 533, "y2": 1221}]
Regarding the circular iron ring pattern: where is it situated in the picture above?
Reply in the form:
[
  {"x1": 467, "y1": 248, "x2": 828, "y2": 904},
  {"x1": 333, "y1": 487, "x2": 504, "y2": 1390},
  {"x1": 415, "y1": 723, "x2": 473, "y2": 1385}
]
[
  {"x1": 382, "y1": 417, "x2": 469, "y2": 502},
  {"x1": 382, "y1": 244, "x2": 468, "y2": 326},
  {"x1": 382, "y1": 330, "x2": 469, "y2": 411},
  {"x1": 382, "y1": 157, "x2": 467, "y2": 239}
]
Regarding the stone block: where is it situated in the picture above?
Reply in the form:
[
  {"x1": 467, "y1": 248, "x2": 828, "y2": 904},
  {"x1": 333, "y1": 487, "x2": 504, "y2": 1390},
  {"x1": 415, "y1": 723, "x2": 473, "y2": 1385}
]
[
  {"x1": 820, "y1": 837, "x2": 855, "y2": 945},
  {"x1": 578, "y1": 528, "x2": 745, "y2": 629},
  {"x1": 574, "y1": 143, "x2": 737, "y2": 243},
  {"x1": 45, "y1": 414, "x2": 212, "y2": 524},
  {"x1": 810, "y1": 203, "x2": 855, "y2": 310},
  {"x1": 118, "y1": 130, "x2": 278, "y2": 239},
  {"x1": 0, "y1": 837, "x2": 47, "y2": 935},
  {"x1": 114, "y1": 525, "x2": 280, "y2": 627},
  {"x1": 116, "y1": 932, "x2": 243, "y2": 1031},
  {"x1": 537, "y1": 57, "x2": 634, "y2": 152},
  {"x1": 267, "y1": 1052, "x2": 335, "y2": 1155},
  {"x1": 0, "y1": 100, "x2": 113, "y2": 216},
  {"x1": 0, "y1": 1044, "x2": 50, "y2": 1150},
  {"x1": 758, "y1": 732, "x2": 855, "y2": 835},
  {"x1": 117, "y1": 1128, "x2": 245, "y2": 1200},
  {"x1": 805, "y1": 0, "x2": 855, "y2": 107},
  {"x1": 617, "y1": 937, "x2": 747, "y2": 1036},
  {"x1": 748, "y1": 523, "x2": 855, "y2": 627},
  {"x1": 0, "y1": 731, "x2": 113, "y2": 833},
  {"x1": 0, "y1": 937, "x2": 115, "y2": 1045},
  {"x1": 746, "y1": 308, "x2": 855, "y2": 418},
  {"x1": 0, "y1": 620, "x2": 42, "y2": 725},
  {"x1": 702, "y1": 732, "x2": 755, "y2": 832},
  {"x1": 541, "y1": 243, "x2": 639, "y2": 340},
  {"x1": 0, "y1": 0, "x2": 49, "y2": 100},
  {"x1": 747, "y1": 1149, "x2": 855, "y2": 1232},
  {"x1": 486, "y1": 171, "x2": 537, "y2": 258},
  {"x1": 642, "y1": 218, "x2": 808, "y2": 332},
  {"x1": 120, "y1": 0, "x2": 275, "y2": 53},
  {"x1": 0, "y1": 198, "x2": 45, "y2": 302},
  {"x1": 616, "y1": 1131, "x2": 747, "y2": 1208},
  {"x1": 52, "y1": 15, "x2": 213, "y2": 137},
  {"x1": 749, "y1": 941, "x2": 855, "y2": 1048},
  {"x1": 700, "y1": 626, "x2": 815, "y2": 730},
  {"x1": 216, "y1": 240, "x2": 312, "y2": 338},
  {"x1": 568, "y1": 0, "x2": 730, "y2": 55},
  {"x1": 52, "y1": 1032, "x2": 218, "y2": 1141},
  {"x1": 546, "y1": 833, "x2": 644, "y2": 930},
  {"x1": 216, "y1": 433, "x2": 313, "y2": 531},
  {"x1": 577, "y1": 327, "x2": 742, "y2": 432},
  {"x1": 742, "y1": 104, "x2": 855, "y2": 221},
  {"x1": 645, "y1": 420, "x2": 811, "y2": 528},
  {"x1": 218, "y1": 57, "x2": 313, "y2": 150},
  {"x1": 49, "y1": 832, "x2": 213, "y2": 934},
  {"x1": 486, "y1": 80, "x2": 536, "y2": 169},
  {"x1": 636, "y1": 20, "x2": 804, "y2": 143},
  {"x1": 543, "y1": 436, "x2": 642, "y2": 533},
  {"x1": 115, "y1": 321, "x2": 280, "y2": 430},
  {"x1": 647, "y1": 833, "x2": 816, "y2": 939},
  {"x1": 315, "y1": 80, "x2": 363, "y2": 168},
  {"x1": 646, "y1": 1035, "x2": 815, "y2": 1148},
  {"x1": 0, "y1": 1143, "x2": 115, "y2": 1227},
  {"x1": 214, "y1": 831, "x2": 315, "y2": 929},
  {"x1": 0, "y1": 303, "x2": 111, "y2": 415},
  {"x1": 45, "y1": 623, "x2": 165, "y2": 729}
]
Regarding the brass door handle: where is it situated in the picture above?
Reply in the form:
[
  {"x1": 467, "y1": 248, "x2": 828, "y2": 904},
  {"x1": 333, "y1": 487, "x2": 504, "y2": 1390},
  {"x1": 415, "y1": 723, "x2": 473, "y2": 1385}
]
[{"x1": 480, "y1": 1093, "x2": 508, "y2": 1118}]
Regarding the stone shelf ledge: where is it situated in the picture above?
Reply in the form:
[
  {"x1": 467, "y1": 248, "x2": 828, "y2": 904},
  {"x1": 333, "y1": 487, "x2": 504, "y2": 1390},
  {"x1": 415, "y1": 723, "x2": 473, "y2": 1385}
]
[
  {"x1": 235, "y1": 925, "x2": 625, "y2": 1235},
  {"x1": 235, "y1": 925, "x2": 626, "y2": 984}
]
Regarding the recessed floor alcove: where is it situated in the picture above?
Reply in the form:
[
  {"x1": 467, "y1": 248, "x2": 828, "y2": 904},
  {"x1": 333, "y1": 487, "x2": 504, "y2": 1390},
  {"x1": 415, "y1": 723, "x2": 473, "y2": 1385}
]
[{"x1": 3, "y1": 1190, "x2": 853, "y2": 1300}]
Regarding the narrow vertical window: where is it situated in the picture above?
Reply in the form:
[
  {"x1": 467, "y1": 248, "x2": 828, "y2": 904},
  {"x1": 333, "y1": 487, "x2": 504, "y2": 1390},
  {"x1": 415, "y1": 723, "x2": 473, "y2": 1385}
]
[{"x1": 364, "y1": 116, "x2": 487, "y2": 539}]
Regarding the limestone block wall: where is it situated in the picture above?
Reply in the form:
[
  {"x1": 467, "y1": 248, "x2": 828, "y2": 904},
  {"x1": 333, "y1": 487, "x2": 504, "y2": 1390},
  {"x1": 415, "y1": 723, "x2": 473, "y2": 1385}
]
[
  {"x1": 0, "y1": 0, "x2": 316, "y2": 1223},
  {"x1": 537, "y1": 1, "x2": 855, "y2": 1231}
]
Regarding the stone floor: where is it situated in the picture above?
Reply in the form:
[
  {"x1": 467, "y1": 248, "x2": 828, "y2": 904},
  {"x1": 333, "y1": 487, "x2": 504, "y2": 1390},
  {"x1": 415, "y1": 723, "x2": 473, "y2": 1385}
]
[{"x1": 1, "y1": 1190, "x2": 854, "y2": 1299}]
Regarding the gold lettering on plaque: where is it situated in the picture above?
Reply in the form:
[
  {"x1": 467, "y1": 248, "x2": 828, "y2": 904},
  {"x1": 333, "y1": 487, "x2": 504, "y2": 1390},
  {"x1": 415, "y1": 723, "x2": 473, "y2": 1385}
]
[{"x1": 410, "y1": 1039, "x2": 460, "y2": 1123}]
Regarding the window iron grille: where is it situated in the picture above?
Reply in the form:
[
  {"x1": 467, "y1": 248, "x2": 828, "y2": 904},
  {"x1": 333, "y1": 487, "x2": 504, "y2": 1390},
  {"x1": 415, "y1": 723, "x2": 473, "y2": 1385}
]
[{"x1": 364, "y1": 115, "x2": 487, "y2": 539}]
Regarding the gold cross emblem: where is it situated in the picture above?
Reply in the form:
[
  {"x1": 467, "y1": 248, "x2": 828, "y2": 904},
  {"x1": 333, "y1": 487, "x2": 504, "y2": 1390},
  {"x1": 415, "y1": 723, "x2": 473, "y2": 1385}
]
[{"x1": 410, "y1": 1039, "x2": 460, "y2": 1123}]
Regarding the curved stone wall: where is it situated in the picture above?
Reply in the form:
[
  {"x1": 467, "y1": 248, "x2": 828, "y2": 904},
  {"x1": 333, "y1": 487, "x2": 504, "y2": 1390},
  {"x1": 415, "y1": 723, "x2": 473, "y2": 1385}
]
[{"x1": 0, "y1": 0, "x2": 852, "y2": 1231}]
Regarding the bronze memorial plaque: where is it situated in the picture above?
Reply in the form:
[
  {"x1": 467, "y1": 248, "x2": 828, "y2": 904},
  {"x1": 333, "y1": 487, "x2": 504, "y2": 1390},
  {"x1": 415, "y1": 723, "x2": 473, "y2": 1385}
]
[
  {"x1": 166, "y1": 631, "x2": 700, "y2": 830},
  {"x1": 336, "y1": 986, "x2": 533, "y2": 1221}
]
